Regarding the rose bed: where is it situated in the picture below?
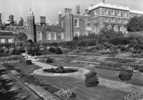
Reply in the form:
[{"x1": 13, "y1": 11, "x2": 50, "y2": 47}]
[
  {"x1": 32, "y1": 66, "x2": 90, "y2": 80},
  {"x1": 43, "y1": 66, "x2": 78, "y2": 73}
]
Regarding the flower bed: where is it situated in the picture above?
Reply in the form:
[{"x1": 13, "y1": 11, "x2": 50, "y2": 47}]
[{"x1": 43, "y1": 66, "x2": 78, "y2": 73}]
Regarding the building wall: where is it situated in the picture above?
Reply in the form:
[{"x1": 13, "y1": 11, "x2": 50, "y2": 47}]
[
  {"x1": 36, "y1": 30, "x2": 64, "y2": 43},
  {"x1": 88, "y1": 6, "x2": 129, "y2": 34},
  {"x1": 64, "y1": 8, "x2": 73, "y2": 41},
  {"x1": 26, "y1": 14, "x2": 37, "y2": 42}
]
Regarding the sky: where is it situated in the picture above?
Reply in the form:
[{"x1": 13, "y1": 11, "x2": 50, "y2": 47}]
[{"x1": 0, "y1": 0, "x2": 143, "y2": 24}]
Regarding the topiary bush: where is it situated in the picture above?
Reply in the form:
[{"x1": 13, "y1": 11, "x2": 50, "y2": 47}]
[
  {"x1": 118, "y1": 70, "x2": 133, "y2": 81},
  {"x1": 49, "y1": 47, "x2": 63, "y2": 54},
  {"x1": 46, "y1": 57, "x2": 54, "y2": 63},
  {"x1": 85, "y1": 71, "x2": 99, "y2": 87},
  {"x1": 49, "y1": 47, "x2": 56, "y2": 53},
  {"x1": 55, "y1": 47, "x2": 63, "y2": 54},
  {"x1": 25, "y1": 60, "x2": 32, "y2": 65}
]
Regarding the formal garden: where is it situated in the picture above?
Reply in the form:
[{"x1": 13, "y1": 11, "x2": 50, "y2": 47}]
[{"x1": 1, "y1": 16, "x2": 143, "y2": 100}]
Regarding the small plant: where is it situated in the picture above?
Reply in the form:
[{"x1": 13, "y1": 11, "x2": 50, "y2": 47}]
[
  {"x1": 85, "y1": 71, "x2": 99, "y2": 87},
  {"x1": 54, "y1": 88, "x2": 76, "y2": 100},
  {"x1": 119, "y1": 70, "x2": 133, "y2": 81}
]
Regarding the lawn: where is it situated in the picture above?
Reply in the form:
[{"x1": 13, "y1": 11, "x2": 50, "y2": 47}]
[
  {"x1": 9, "y1": 62, "x2": 40, "y2": 74},
  {"x1": 35, "y1": 75, "x2": 126, "y2": 100},
  {"x1": 3, "y1": 54, "x2": 143, "y2": 100},
  {"x1": 93, "y1": 67, "x2": 143, "y2": 86}
]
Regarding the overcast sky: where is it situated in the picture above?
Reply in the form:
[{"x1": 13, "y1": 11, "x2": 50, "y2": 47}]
[{"x1": 0, "y1": 0, "x2": 143, "y2": 24}]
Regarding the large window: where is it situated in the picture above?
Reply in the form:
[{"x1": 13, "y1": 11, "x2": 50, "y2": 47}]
[
  {"x1": 38, "y1": 32, "x2": 42, "y2": 41},
  {"x1": 74, "y1": 32, "x2": 80, "y2": 37},
  {"x1": 0, "y1": 39, "x2": 6, "y2": 43},
  {"x1": 74, "y1": 18, "x2": 79, "y2": 27},
  {"x1": 61, "y1": 33, "x2": 64, "y2": 40},
  {"x1": 47, "y1": 33, "x2": 51, "y2": 40},
  {"x1": 8, "y1": 39, "x2": 14, "y2": 43},
  {"x1": 54, "y1": 33, "x2": 57, "y2": 40}
]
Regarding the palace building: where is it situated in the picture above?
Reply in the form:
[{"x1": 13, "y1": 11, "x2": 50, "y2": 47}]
[
  {"x1": 2, "y1": 2, "x2": 143, "y2": 43},
  {"x1": 59, "y1": 2, "x2": 143, "y2": 41}
]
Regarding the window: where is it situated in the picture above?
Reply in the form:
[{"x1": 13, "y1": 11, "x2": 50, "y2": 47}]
[
  {"x1": 8, "y1": 39, "x2": 14, "y2": 43},
  {"x1": 61, "y1": 33, "x2": 64, "y2": 40},
  {"x1": 1, "y1": 39, "x2": 6, "y2": 43},
  {"x1": 54, "y1": 33, "x2": 57, "y2": 40},
  {"x1": 47, "y1": 33, "x2": 51, "y2": 40},
  {"x1": 38, "y1": 32, "x2": 42, "y2": 41},
  {"x1": 105, "y1": 9, "x2": 109, "y2": 15},
  {"x1": 111, "y1": 9, "x2": 115, "y2": 16},
  {"x1": 74, "y1": 32, "x2": 80, "y2": 37},
  {"x1": 74, "y1": 18, "x2": 79, "y2": 27}
]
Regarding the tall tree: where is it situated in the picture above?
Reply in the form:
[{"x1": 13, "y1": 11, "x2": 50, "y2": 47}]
[
  {"x1": 18, "y1": 17, "x2": 24, "y2": 26},
  {"x1": 16, "y1": 32, "x2": 27, "y2": 42},
  {"x1": 127, "y1": 16, "x2": 143, "y2": 32}
]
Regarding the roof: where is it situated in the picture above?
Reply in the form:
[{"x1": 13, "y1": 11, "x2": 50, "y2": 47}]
[
  {"x1": 88, "y1": 2, "x2": 129, "y2": 11},
  {"x1": 130, "y1": 10, "x2": 143, "y2": 15}
]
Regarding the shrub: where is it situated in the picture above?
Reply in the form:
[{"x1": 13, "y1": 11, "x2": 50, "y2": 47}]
[
  {"x1": 85, "y1": 71, "x2": 99, "y2": 87},
  {"x1": 46, "y1": 57, "x2": 54, "y2": 63},
  {"x1": 49, "y1": 47, "x2": 56, "y2": 53},
  {"x1": 43, "y1": 67, "x2": 78, "y2": 73},
  {"x1": 136, "y1": 67, "x2": 143, "y2": 72},
  {"x1": 55, "y1": 48, "x2": 63, "y2": 54},
  {"x1": 118, "y1": 70, "x2": 133, "y2": 81},
  {"x1": 25, "y1": 60, "x2": 32, "y2": 65},
  {"x1": 49, "y1": 47, "x2": 63, "y2": 54}
]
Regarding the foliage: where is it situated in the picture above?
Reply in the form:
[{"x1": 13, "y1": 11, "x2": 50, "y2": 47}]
[
  {"x1": 127, "y1": 16, "x2": 143, "y2": 32},
  {"x1": 54, "y1": 88, "x2": 76, "y2": 100},
  {"x1": 16, "y1": 32, "x2": 27, "y2": 41},
  {"x1": 46, "y1": 57, "x2": 54, "y2": 63},
  {"x1": 123, "y1": 88, "x2": 143, "y2": 100},
  {"x1": 25, "y1": 40, "x2": 41, "y2": 56},
  {"x1": 49, "y1": 47, "x2": 63, "y2": 54},
  {"x1": 43, "y1": 66, "x2": 77, "y2": 73},
  {"x1": 118, "y1": 70, "x2": 133, "y2": 81},
  {"x1": 85, "y1": 71, "x2": 99, "y2": 87},
  {"x1": 0, "y1": 70, "x2": 19, "y2": 100},
  {"x1": 25, "y1": 60, "x2": 32, "y2": 65},
  {"x1": 18, "y1": 17, "x2": 24, "y2": 26}
]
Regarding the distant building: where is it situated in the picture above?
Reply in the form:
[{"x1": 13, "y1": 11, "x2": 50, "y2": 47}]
[
  {"x1": 0, "y1": 30, "x2": 15, "y2": 44},
  {"x1": 40, "y1": 16, "x2": 46, "y2": 26},
  {"x1": 18, "y1": 17, "x2": 24, "y2": 26},
  {"x1": 0, "y1": 13, "x2": 2, "y2": 25},
  {"x1": 3, "y1": 14, "x2": 64, "y2": 43},
  {"x1": 59, "y1": 2, "x2": 143, "y2": 41},
  {"x1": 8, "y1": 15, "x2": 15, "y2": 25},
  {"x1": 36, "y1": 25, "x2": 64, "y2": 43},
  {"x1": 26, "y1": 11, "x2": 37, "y2": 42}
]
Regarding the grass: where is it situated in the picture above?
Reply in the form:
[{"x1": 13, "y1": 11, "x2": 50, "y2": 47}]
[
  {"x1": 3, "y1": 54, "x2": 143, "y2": 100},
  {"x1": 93, "y1": 67, "x2": 143, "y2": 86},
  {"x1": 47, "y1": 54, "x2": 143, "y2": 87},
  {"x1": 34, "y1": 75, "x2": 126, "y2": 100},
  {"x1": 10, "y1": 62, "x2": 40, "y2": 74}
]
